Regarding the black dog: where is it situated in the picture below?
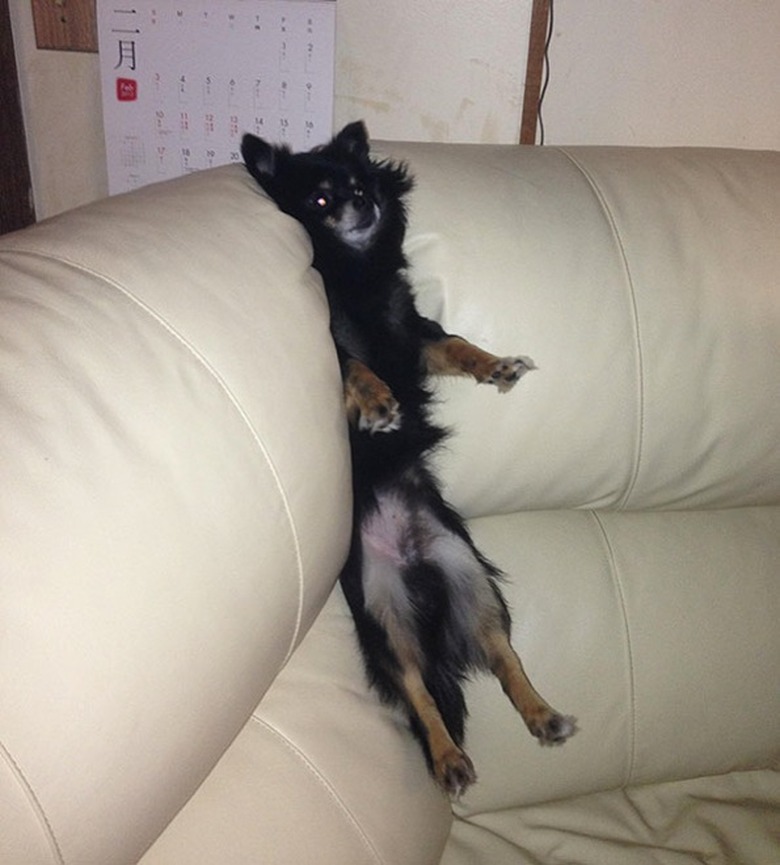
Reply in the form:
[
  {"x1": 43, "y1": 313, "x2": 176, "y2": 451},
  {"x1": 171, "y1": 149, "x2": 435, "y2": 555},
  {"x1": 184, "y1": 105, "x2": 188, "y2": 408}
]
[{"x1": 242, "y1": 122, "x2": 575, "y2": 795}]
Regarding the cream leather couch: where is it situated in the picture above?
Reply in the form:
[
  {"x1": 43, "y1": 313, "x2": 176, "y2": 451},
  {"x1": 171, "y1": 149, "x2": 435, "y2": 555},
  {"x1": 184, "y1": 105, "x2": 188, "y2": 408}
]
[{"x1": 2, "y1": 143, "x2": 778, "y2": 865}]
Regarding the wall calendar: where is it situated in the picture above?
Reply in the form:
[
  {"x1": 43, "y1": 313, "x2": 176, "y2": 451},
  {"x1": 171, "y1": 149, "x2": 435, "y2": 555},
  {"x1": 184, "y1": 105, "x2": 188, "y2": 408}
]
[{"x1": 97, "y1": 0, "x2": 336, "y2": 195}]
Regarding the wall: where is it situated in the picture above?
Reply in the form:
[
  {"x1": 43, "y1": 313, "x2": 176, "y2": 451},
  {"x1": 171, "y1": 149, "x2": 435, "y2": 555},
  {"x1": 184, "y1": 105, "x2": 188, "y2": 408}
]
[
  {"x1": 10, "y1": 0, "x2": 780, "y2": 220},
  {"x1": 9, "y1": 0, "x2": 534, "y2": 219},
  {"x1": 543, "y1": 0, "x2": 780, "y2": 149},
  {"x1": 10, "y1": 0, "x2": 107, "y2": 218},
  {"x1": 334, "y1": 0, "x2": 532, "y2": 144}
]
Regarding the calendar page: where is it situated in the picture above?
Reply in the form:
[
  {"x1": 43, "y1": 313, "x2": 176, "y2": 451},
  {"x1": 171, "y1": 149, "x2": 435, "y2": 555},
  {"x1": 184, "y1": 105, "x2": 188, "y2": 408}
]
[{"x1": 97, "y1": 0, "x2": 335, "y2": 195}]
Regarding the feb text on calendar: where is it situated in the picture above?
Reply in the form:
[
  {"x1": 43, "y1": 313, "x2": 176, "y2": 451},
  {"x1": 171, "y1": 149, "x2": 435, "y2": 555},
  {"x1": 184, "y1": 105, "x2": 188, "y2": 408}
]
[{"x1": 97, "y1": 0, "x2": 336, "y2": 195}]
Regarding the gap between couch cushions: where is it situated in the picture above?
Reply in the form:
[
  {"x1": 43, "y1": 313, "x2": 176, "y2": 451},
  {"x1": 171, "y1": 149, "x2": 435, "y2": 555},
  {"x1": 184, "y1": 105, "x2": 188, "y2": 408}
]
[
  {"x1": 3, "y1": 248, "x2": 308, "y2": 670},
  {"x1": 556, "y1": 148, "x2": 646, "y2": 512},
  {"x1": 589, "y1": 511, "x2": 638, "y2": 788}
]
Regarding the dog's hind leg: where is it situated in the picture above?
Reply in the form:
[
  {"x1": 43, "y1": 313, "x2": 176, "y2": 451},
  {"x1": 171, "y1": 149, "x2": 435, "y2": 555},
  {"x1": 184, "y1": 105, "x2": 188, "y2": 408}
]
[
  {"x1": 478, "y1": 609, "x2": 576, "y2": 745},
  {"x1": 421, "y1": 511, "x2": 576, "y2": 746},
  {"x1": 395, "y1": 651, "x2": 477, "y2": 796},
  {"x1": 361, "y1": 495, "x2": 477, "y2": 796},
  {"x1": 366, "y1": 596, "x2": 477, "y2": 796}
]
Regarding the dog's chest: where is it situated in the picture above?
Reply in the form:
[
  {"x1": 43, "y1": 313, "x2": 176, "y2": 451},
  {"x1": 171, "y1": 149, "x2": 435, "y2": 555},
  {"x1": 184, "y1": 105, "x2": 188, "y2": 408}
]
[{"x1": 332, "y1": 283, "x2": 419, "y2": 373}]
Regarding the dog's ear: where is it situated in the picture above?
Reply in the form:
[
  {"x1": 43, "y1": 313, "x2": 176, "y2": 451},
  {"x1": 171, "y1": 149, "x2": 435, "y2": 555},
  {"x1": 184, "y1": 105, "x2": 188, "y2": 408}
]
[
  {"x1": 334, "y1": 121, "x2": 370, "y2": 159},
  {"x1": 241, "y1": 133, "x2": 278, "y2": 181}
]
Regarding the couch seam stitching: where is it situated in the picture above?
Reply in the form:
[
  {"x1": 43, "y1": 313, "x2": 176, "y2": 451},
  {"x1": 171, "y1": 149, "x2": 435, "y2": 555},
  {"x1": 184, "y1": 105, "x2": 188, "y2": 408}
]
[
  {"x1": 0, "y1": 738, "x2": 65, "y2": 865},
  {"x1": 249, "y1": 714, "x2": 386, "y2": 865},
  {"x1": 556, "y1": 148, "x2": 646, "y2": 511},
  {"x1": 589, "y1": 511, "x2": 637, "y2": 787},
  {"x1": 2, "y1": 249, "x2": 307, "y2": 664}
]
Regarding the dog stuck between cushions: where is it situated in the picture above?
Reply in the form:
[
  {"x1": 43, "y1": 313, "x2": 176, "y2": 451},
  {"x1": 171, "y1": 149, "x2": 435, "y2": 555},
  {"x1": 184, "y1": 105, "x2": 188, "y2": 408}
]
[{"x1": 242, "y1": 121, "x2": 575, "y2": 796}]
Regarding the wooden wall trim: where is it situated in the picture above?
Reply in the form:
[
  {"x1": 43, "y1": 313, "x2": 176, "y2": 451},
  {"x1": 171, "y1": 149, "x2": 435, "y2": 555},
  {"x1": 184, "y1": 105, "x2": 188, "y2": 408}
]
[
  {"x1": 519, "y1": 0, "x2": 550, "y2": 145},
  {"x1": 1, "y1": 0, "x2": 36, "y2": 233},
  {"x1": 31, "y1": 0, "x2": 97, "y2": 52}
]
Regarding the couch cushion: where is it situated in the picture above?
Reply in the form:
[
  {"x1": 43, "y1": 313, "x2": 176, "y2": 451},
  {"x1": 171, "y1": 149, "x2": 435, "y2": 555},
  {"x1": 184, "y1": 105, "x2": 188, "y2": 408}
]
[
  {"x1": 449, "y1": 507, "x2": 780, "y2": 814},
  {"x1": 444, "y1": 769, "x2": 780, "y2": 865},
  {"x1": 139, "y1": 502, "x2": 780, "y2": 864},
  {"x1": 375, "y1": 143, "x2": 780, "y2": 516}
]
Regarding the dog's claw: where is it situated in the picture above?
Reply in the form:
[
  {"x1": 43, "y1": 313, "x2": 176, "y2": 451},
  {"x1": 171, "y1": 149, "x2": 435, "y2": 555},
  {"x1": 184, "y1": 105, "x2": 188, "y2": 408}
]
[
  {"x1": 434, "y1": 748, "x2": 477, "y2": 798},
  {"x1": 345, "y1": 361, "x2": 402, "y2": 434},
  {"x1": 529, "y1": 713, "x2": 577, "y2": 746},
  {"x1": 358, "y1": 400, "x2": 402, "y2": 434},
  {"x1": 486, "y1": 356, "x2": 535, "y2": 393}
]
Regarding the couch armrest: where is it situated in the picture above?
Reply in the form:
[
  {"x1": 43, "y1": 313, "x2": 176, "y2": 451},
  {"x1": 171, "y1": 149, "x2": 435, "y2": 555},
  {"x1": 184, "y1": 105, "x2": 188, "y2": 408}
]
[{"x1": 0, "y1": 166, "x2": 351, "y2": 865}]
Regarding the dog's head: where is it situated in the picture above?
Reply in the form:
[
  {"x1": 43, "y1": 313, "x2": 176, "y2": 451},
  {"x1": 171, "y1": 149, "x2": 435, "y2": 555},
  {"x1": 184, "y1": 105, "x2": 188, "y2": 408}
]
[{"x1": 241, "y1": 121, "x2": 412, "y2": 255}]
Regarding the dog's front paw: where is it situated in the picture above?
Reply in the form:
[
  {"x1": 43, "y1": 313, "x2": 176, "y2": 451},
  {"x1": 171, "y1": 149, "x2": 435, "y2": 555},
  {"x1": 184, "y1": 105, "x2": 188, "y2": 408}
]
[
  {"x1": 485, "y1": 356, "x2": 535, "y2": 393},
  {"x1": 345, "y1": 360, "x2": 402, "y2": 435},
  {"x1": 358, "y1": 395, "x2": 402, "y2": 434}
]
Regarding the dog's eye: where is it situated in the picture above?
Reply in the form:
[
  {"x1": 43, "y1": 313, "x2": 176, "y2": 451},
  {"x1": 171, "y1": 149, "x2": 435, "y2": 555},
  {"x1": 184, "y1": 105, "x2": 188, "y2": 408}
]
[
  {"x1": 308, "y1": 192, "x2": 331, "y2": 210},
  {"x1": 353, "y1": 186, "x2": 365, "y2": 197}
]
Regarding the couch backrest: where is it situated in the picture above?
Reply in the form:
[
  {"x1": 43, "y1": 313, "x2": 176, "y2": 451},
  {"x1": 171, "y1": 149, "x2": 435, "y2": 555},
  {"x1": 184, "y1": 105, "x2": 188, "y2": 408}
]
[{"x1": 377, "y1": 143, "x2": 780, "y2": 518}]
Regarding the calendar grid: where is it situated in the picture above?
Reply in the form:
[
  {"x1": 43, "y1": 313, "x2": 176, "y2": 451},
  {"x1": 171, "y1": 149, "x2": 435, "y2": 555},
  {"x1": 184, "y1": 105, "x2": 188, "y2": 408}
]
[{"x1": 98, "y1": 0, "x2": 336, "y2": 195}]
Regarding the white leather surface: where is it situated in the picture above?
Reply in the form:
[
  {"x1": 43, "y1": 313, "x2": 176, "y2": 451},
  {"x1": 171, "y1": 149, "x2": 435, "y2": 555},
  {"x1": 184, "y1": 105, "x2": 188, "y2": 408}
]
[
  {"x1": 141, "y1": 506, "x2": 780, "y2": 865},
  {"x1": 454, "y1": 507, "x2": 780, "y2": 814},
  {"x1": 0, "y1": 167, "x2": 351, "y2": 864},
  {"x1": 139, "y1": 586, "x2": 453, "y2": 865},
  {"x1": 2, "y1": 144, "x2": 778, "y2": 865},
  {"x1": 375, "y1": 144, "x2": 780, "y2": 516},
  {"x1": 445, "y1": 770, "x2": 780, "y2": 865}
]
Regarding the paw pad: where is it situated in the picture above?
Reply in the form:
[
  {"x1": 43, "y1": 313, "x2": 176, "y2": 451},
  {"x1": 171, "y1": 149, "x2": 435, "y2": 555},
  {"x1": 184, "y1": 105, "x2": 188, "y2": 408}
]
[
  {"x1": 488, "y1": 356, "x2": 535, "y2": 393},
  {"x1": 531, "y1": 713, "x2": 577, "y2": 746},
  {"x1": 358, "y1": 399, "x2": 402, "y2": 434}
]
